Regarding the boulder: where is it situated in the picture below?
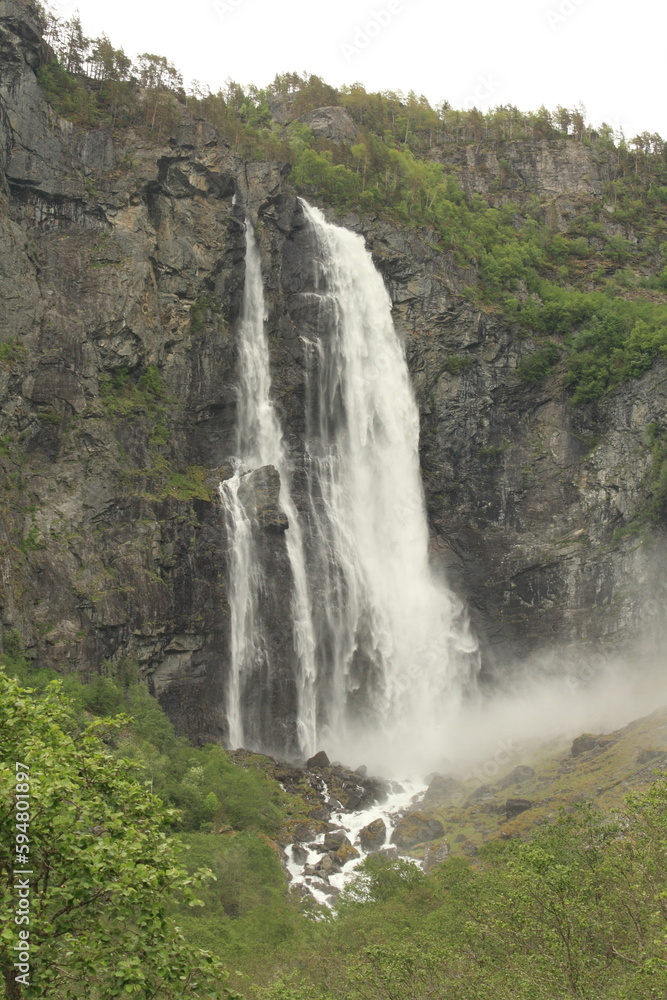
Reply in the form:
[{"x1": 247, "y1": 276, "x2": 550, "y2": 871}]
[
  {"x1": 331, "y1": 844, "x2": 360, "y2": 865},
  {"x1": 359, "y1": 818, "x2": 387, "y2": 852},
  {"x1": 314, "y1": 854, "x2": 339, "y2": 875},
  {"x1": 291, "y1": 843, "x2": 309, "y2": 864},
  {"x1": 505, "y1": 798, "x2": 532, "y2": 820},
  {"x1": 423, "y1": 774, "x2": 461, "y2": 805},
  {"x1": 306, "y1": 750, "x2": 331, "y2": 769},
  {"x1": 292, "y1": 823, "x2": 316, "y2": 843},
  {"x1": 390, "y1": 813, "x2": 445, "y2": 850},
  {"x1": 323, "y1": 830, "x2": 350, "y2": 852},
  {"x1": 499, "y1": 765, "x2": 535, "y2": 789},
  {"x1": 296, "y1": 106, "x2": 359, "y2": 143},
  {"x1": 571, "y1": 734, "x2": 610, "y2": 757},
  {"x1": 308, "y1": 805, "x2": 330, "y2": 821},
  {"x1": 466, "y1": 784, "x2": 495, "y2": 805}
]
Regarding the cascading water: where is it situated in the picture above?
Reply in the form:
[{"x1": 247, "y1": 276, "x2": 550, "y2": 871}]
[
  {"x1": 221, "y1": 204, "x2": 478, "y2": 773},
  {"x1": 297, "y1": 202, "x2": 477, "y2": 773},
  {"x1": 220, "y1": 221, "x2": 317, "y2": 754}
]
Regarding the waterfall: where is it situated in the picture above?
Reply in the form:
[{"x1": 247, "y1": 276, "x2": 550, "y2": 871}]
[
  {"x1": 298, "y1": 202, "x2": 477, "y2": 772},
  {"x1": 221, "y1": 206, "x2": 478, "y2": 773},
  {"x1": 220, "y1": 221, "x2": 317, "y2": 754}
]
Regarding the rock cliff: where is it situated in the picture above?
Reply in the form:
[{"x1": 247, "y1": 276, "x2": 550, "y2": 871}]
[{"x1": 0, "y1": 1, "x2": 664, "y2": 751}]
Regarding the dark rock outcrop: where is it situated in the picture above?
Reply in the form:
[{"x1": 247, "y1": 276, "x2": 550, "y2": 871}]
[
  {"x1": 423, "y1": 775, "x2": 461, "y2": 805},
  {"x1": 505, "y1": 798, "x2": 533, "y2": 819},
  {"x1": 571, "y1": 734, "x2": 613, "y2": 757}
]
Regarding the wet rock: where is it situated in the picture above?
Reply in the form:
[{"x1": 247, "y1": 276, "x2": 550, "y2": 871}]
[
  {"x1": 306, "y1": 750, "x2": 330, "y2": 769},
  {"x1": 314, "y1": 854, "x2": 339, "y2": 875},
  {"x1": 505, "y1": 798, "x2": 533, "y2": 820},
  {"x1": 359, "y1": 818, "x2": 387, "y2": 852},
  {"x1": 323, "y1": 830, "x2": 350, "y2": 852},
  {"x1": 291, "y1": 843, "x2": 309, "y2": 864},
  {"x1": 308, "y1": 806, "x2": 331, "y2": 822},
  {"x1": 331, "y1": 844, "x2": 360, "y2": 865},
  {"x1": 292, "y1": 823, "x2": 316, "y2": 843},
  {"x1": 391, "y1": 813, "x2": 445, "y2": 850},
  {"x1": 237, "y1": 466, "x2": 288, "y2": 531},
  {"x1": 499, "y1": 765, "x2": 536, "y2": 788}
]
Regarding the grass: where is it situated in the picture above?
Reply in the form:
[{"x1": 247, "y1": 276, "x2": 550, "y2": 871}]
[{"x1": 416, "y1": 705, "x2": 667, "y2": 859}]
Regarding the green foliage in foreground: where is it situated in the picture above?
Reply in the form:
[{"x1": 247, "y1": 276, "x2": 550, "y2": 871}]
[
  {"x1": 2, "y1": 657, "x2": 288, "y2": 836},
  {"x1": 0, "y1": 671, "x2": 228, "y2": 999},
  {"x1": 2, "y1": 657, "x2": 667, "y2": 1000}
]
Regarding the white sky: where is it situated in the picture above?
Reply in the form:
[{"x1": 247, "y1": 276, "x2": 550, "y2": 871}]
[{"x1": 48, "y1": 0, "x2": 665, "y2": 140}]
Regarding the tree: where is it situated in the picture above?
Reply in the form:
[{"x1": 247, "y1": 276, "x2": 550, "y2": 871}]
[
  {"x1": 136, "y1": 54, "x2": 184, "y2": 130},
  {"x1": 0, "y1": 671, "x2": 231, "y2": 999},
  {"x1": 63, "y1": 15, "x2": 89, "y2": 75}
]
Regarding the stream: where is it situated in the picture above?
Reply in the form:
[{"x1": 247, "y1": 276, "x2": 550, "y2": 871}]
[{"x1": 286, "y1": 778, "x2": 428, "y2": 906}]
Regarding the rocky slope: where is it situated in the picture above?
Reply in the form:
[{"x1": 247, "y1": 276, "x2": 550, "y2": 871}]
[{"x1": 1, "y1": 1, "x2": 665, "y2": 751}]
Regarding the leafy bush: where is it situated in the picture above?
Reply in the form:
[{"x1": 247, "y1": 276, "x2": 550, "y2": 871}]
[
  {"x1": 517, "y1": 342, "x2": 560, "y2": 382},
  {"x1": 0, "y1": 670, "x2": 227, "y2": 999},
  {"x1": 443, "y1": 355, "x2": 474, "y2": 375}
]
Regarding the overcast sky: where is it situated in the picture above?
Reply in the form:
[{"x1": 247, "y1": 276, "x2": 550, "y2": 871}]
[{"x1": 47, "y1": 0, "x2": 663, "y2": 141}]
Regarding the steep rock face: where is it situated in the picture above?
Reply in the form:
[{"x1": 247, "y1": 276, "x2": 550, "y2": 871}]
[
  {"x1": 352, "y1": 216, "x2": 667, "y2": 669},
  {"x1": 1, "y1": 2, "x2": 665, "y2": 753},
  {"x1": 0, "y1": 0, "x2": 299, "y2": 745},
  {"x1": 434, "y1": 138, "x2": 618, "y2": 230}
]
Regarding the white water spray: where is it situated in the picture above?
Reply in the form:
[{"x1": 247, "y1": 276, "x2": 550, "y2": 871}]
[
  {"x1": 298, "y1": 202, "x2": 477, "y2": 772},
  {"x1": 221, "y1": 206, "x2": 478, "y2": 772}
]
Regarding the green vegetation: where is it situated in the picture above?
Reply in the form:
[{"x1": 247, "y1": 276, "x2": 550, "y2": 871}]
[
  {"x1": 18, "y1": 525, "x2": 43, "y2": 555},
  {"x1": 0, "y1": 339, "x2": 27, "y2": 371},
  {"x1": 3, "y1": 655, "x2": 667, "y2": 999},
  {"x1": 1, "y1": 656, "x2": 291, "y2": 837},
  {"x1": 97, "y1": 364, "x2": 218, "y2": 501},
  {"x1": 255, "y1": 787, "x2": 667, "y2": 1000},
  {"x1": 646, "y1": 423, "x2": 667, "y2": 516},
  {"x1": 443, "y1": 354, "x2": 475, "y2": 375},
  {"x1": 99, "y1": 364, "x2": 168, "y2": 416},
  {"x1": 189, "y1": 294, "x2": 224, "y2": 335},
  {"x1": 0, "y1": 670, "x2": 228, "y2": 999},
  {"x1": 517, "y1": 342, "x2": 561, "y2": 382},
  {"x1": 34, "y1": 9, "x2": 667, "y2": 405}
]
